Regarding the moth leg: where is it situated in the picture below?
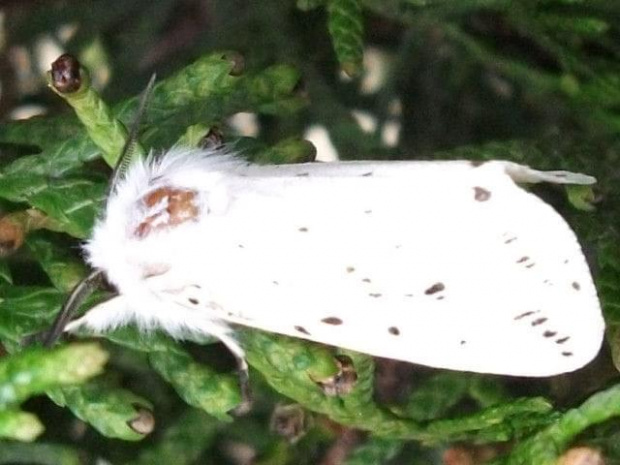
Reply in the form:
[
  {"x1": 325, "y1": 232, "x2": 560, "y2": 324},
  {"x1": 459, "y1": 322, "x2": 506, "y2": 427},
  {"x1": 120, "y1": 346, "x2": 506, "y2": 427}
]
[
  {"x1": 207, "y1": 327, "x2": 252, "y2": 415},
  {"x1": 502, "y1": 162, "x2": 596, "y2": 185},
  {"x1": 63, "y1": 295, "x2": 129, "y2": 335}
]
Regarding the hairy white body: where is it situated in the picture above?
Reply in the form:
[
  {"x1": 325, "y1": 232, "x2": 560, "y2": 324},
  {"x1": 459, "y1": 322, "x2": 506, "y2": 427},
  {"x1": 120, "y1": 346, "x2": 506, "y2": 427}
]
[{"x1": 67, "y1": 148, "x2": 604, "y2": 376}]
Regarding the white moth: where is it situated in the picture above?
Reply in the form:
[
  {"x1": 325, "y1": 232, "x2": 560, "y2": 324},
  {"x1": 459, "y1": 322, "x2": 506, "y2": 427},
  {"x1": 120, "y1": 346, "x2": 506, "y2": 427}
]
[{"x1": 66, "y1": 147, "x2": 605, "y2": 377}]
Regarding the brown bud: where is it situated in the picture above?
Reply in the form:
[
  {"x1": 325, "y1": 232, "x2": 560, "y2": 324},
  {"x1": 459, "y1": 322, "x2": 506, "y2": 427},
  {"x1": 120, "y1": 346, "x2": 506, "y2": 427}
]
[
  {"x1": 270, "y1": 404, "x2": 312, "y2": 444},
  {"x1": 557, "y1": 447, "x2": 605, "y2": 465},
  {"x1": 298, "y1": 140, "x2": 317, "y2": 163},
  {"x1": 223, "y1": 52, "x2": 245, "y2": 76},
  {"x1": 127, "y1": 405, "x2": 155, "y2": 435},
  {"x1": 443, "y1": 445, "x2": 501, "y2": 465},
  {"x1": 200, "y1": 127, "x2": 224, "y2": 150},
  {"x1": 443, "y1": 446, "x2": 475, "y2": 465},
  {"x1": 313, "y1": 355, "x2": 357, "y2": 397},
  {"x1": 0, "y1": 217, "x2": 24, "y2": 256},
  {"x1": 50, "y1": 54, "x2": 82, "y2": 93}
]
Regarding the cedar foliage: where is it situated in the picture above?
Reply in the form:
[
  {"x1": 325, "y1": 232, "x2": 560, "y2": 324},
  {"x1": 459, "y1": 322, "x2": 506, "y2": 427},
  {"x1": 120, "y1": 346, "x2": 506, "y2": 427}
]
[{"x1": 1, "y1": 1, "x2": 620, "y2": 464}]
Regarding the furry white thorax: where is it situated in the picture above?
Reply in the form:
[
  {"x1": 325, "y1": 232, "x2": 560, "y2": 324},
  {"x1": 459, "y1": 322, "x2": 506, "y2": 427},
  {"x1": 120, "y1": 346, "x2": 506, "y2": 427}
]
[{"x1": 83, "y1": 148, "x2": 245, "y2": 337}]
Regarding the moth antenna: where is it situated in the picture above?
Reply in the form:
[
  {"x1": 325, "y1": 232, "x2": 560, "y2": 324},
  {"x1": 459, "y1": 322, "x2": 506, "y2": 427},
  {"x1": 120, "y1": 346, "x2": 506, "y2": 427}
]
[
  {"x1": 41, "y1": 76, "x2": 157, "y2": 346},
  {"x1": 108, "y1": 73, "x2": 157, "y2": 193},
  {"x1": 43, "y1": 270, "x2": 105, "y2": 347}
]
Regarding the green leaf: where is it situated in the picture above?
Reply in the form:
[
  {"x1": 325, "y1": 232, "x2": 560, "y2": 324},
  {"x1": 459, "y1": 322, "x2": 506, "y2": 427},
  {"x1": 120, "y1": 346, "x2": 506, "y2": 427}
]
[
  {"x1": 0, "y1": 441, "x2": 80, "y2": 465},
  {"x1": 0, "y1": 343, "x2": 108, "y2": 407},
  {"x1": 175, "y1": 124, "x2": 211, "y2": 148},
  {"x1": 344, "y1": 437, "x2": 402, "y2": 465},
  {"x1": 0, "y1": 410, "x2": 44, "y2": 442},
  {"x1": 0, "y1": 285, "x2": 65, "y2": 347},
  {"x1": 327, "y1": 0, "x2": 364, "y2": 77},
  {"x1": 494, "y1": 383, "x2": 620, "y2": 464},
  {"x1": 402, "y1": 373, "x2": 470, "y2": 421},
  {"x1": 25, "y1": 233, "x2": 88, "y2": 292},
  {"x1": 424, "y1": 397, "x2": 554, "y2": 443},
  {"x1": 253, "y1": 138, "x2": 317, "y2": 164},
  {"x1": 148, "y1": 348, "x2": 240, "y2": 422},
  {"x1": 0, "y1": 174, "x2": 106, "y2": 239},
  {"x1": 467, "y1": 375, "x2": 511, "y2": 408},
  {"x1": 47, "y1": 382, "x2": 152, "y2": 441},
  {"x1": 46, "y1": 64, "x2": 137, "y2": 168},
  {"x1": 0, "y1": 116, "x2": 83, "y2": 152},
  {"x1": 0, "y1": 262, "x2": 11, "y2": 285},
  {"x1": 565, "y1": 185, "x2": 597, "y2": 212}
]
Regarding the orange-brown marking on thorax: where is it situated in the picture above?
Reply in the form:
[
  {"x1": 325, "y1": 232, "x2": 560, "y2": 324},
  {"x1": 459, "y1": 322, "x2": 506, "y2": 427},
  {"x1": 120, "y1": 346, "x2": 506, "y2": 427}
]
[{"x1": 134, "y1": 187, "x2": 199, "y2": 238}]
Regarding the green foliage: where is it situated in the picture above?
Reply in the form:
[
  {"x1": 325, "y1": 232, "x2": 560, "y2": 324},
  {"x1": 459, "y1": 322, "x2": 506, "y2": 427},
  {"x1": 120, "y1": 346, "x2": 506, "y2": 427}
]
[
  {"x1": 328, "y1": 0, "x2": 365, "y2": 77},
  {"x1": 46, "y1": 63, "x2": 137, "y2": 168},
  {"x1": 0, "y1": 343, "x2": 107, "y2": 441},
  {"x1": 1, "y1": 0, "x2": 620, "y2": 463},
  {"x1": 148, "y1": 349, "x2": 240, "y2": 422},
  {"x1": 0, "y1": 442, "x2": 81, "y2": 465},
  {"x1": 492, "y1": 384, "x2": 620, "y2": 465},
  {"x1": 127, "y1": 409, "x2": 218, "y2": 465}
]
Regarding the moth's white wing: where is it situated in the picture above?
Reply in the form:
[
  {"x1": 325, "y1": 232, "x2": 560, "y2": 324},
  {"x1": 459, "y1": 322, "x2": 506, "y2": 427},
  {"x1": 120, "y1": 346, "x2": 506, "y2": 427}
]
[
  {"x1": 86, "y1": 151, "x2": 603, "y2": 377},
  {"x1": 133, "y1": 158, "x2": 603, "y2": 377}
]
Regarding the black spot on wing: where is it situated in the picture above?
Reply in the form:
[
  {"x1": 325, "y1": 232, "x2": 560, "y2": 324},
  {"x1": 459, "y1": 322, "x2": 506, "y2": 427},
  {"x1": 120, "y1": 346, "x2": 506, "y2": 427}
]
[
  {"x1": 188, "y1": 298, "x2": 199, "y2": 305},
  {"x1": 295, "y1": 172, "x2": 309, "y2": 177},
  {"x1": 514, "y1": 310, "x2": 538, "y2": 320},
  {"x1": 361, "y1": 172, "x2": 373, "y2": 177},
  {"x1": 513, "y1": 311, "x2": 576, "y2": 358},
  {"x1": 473, "y1": 186, "x2": 491, "y2": 201},
  {"x1": 572, "y1": 282, "x2": 581, "y2": 290},
  {"x1": 369, "y1": 293, "x2": 382, "y2": 298},
  {"x1": 424, "y1": 282, "x2": 445, "y2": 295},
  {"x1": 298, "y1": 227, "x2": 309, "y2": 232},
  {"x1": 322, "y1": 317, "x2": 343, "y2": 325},
  {"x1": 362, "y1": 278, "x2": 371, "y2": 283},
  {"x1": 531, "y1": 317, "x2": 548, "y2": 326},
  {"x1": 295, "y1": 325, "x2": 310, "y2": 335},
  {"x1": 469, "y1": 160, "x2": 485, "y2": 167},
  {"x1": 515, "y1": 256, "x2": 536, "y2": 269},
  {"x1": 388, "y1": 326, "x2": 400, "y2": 336}
]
